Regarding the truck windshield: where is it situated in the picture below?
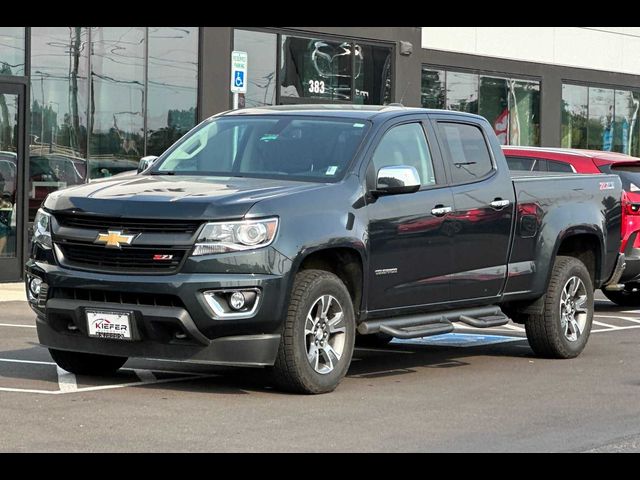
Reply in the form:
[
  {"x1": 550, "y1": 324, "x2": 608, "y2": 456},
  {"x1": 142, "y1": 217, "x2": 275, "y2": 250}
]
[{"x1": 152, "y1": 115, "x2": 370, "y2": 181}]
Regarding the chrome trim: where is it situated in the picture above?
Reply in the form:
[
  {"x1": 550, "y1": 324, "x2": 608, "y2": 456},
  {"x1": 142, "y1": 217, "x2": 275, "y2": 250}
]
[{"x1": 202, "y1": 288, "x2": 261, "y2": 320}]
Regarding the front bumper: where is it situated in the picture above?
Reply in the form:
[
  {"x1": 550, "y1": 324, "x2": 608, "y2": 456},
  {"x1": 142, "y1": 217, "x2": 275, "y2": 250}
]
[{"x1": 26, "y1": 260, "x2": 290, "y2": 366}]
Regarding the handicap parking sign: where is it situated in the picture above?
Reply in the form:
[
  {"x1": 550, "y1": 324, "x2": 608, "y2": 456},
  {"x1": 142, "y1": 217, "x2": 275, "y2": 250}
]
[{"x1": 230, "y1": 51, "x2": 248, "y2": 94}]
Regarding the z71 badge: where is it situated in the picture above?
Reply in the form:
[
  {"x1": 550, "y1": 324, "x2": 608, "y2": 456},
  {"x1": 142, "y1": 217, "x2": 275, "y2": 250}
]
[{"x1": 599, "y1": 181, "x2": 615, "y2": 190}]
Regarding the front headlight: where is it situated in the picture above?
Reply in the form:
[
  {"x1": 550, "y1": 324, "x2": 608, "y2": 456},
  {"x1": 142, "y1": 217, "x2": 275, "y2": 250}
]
[
  {"x1": 33, "y1": 209, "x2": 52, "y2": 249},
  {"x1": 192, "y1": 217, "x2": 279, "y2": 256}
]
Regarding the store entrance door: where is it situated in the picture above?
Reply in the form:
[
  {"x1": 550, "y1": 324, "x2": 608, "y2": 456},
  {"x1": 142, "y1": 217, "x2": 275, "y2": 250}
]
[{"x1": 0, "y1": 82, "x2": 27, "y2": 282}]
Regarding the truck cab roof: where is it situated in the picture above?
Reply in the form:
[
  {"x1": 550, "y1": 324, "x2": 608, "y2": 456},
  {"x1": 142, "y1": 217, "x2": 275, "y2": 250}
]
[{"x1": 216, "y1": 104, "x2": 487, "y2": 123}]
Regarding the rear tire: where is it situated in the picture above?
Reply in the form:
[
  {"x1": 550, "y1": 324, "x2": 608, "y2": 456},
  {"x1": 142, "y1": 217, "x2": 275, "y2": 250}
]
[
  {"x1": 49, "y1": 349, "x2": 127, "y2": 376},
  {"x1": 601, "y1": 283, "x2": 640, "y2": 306},
  {"x1": 271, "y1": 270, "x2": 355, "y2": 394},
  {"x1": 525, "y1": 256, "x2": 594, "y2": 359}
]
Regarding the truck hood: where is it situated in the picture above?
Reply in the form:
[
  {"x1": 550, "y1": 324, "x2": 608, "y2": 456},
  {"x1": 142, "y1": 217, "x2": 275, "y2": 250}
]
[{"x1": 44, "y1": 174, "x2": 329, "y2": 220}]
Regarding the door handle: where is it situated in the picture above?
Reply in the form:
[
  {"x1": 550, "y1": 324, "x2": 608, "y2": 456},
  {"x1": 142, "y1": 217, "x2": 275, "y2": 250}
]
[
  {"x1": 431, "y1": 206, "x2": 453, "y2": 217},
  {"x1": 490, "y1": 199, "x2": 511, "y2": 210}
]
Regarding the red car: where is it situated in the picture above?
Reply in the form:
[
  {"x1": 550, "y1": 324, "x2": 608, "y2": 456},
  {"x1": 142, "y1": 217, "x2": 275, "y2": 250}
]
[{"x1": 503, "y1": 146, "x2": 640, "y2": 306}]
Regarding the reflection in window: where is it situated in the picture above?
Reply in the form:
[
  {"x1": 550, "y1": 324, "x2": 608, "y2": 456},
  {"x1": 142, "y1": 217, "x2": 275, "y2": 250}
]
[
  {"x1": 146, "y1": 27, "x2": 198, "y2": 156},
  {"x1": 613, "y1": 89, "x2": 640, "y2": 156},
  {"x1": 479, "y1": 76, "x2": 508, "y2": 144},
  {"x1": 353, "y1": 44, "x2": 392, "y2": 105},
  {"x1": 561, "y1": 84, "x2": 588, "y2": 149},
  {"x1": 0, "y1": 27, "x2": 25, "y2": 76},
  {"x1": 445, "y1": 71, "x2": 478, "y2": 114},
  {"x1": 421, "y1": 68, "x2": 445, "y2": 109},
  {"x1": 30, "y1": 27, "x2": 89, "y2": 221},
  {"x1": 280, "y1": 36, "x2": 353, "y2": 102},
  {"x1": 510, "y1": 79, "x2": 540, "y2": 146},
  {"x1": 89, "y1": 27, "x2": 145, "y2": 178},
  {"x1": 233, "y1": 29, "x2": 277, "y2": 108},
  {"x1": 588, "y1": 87, "x2": 615, "y2": 152},
  {"x1": 0, "y1": 94, "x2": 18, "y2": 258}
]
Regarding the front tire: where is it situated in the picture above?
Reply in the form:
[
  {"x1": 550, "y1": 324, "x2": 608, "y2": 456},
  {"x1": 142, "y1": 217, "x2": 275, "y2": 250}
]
[
  {"x1": 271, "y1": 270, "x2": 355, "y2": 394},
  {"x1": 525, "y1": 256, "x2": 594, "y2": 359},
  {"x1": 49, "y1": 349, "x2": 128, "y2": 376},
  {"x1": 602, "y1": 283, "x2": 640, "y2": 306}
]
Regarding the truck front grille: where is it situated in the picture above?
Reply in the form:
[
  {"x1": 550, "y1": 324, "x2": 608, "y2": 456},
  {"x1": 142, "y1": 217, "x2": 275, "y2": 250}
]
[
  {"x1": 55, "y1": 214, "x2": 202, "y2": 235},
  {"x1": 56, "y1": 242, "x2": 188, "y2": 274}
]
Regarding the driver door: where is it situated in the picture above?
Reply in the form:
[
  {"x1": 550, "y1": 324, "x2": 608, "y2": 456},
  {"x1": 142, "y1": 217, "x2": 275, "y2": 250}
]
[{"x1": 366, "y1": 119, "x2": 455, "y2": 312}]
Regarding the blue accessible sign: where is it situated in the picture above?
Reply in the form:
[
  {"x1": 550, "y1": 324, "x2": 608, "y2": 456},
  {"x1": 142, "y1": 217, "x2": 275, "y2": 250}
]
[{"x1": 230, "y1": 50, "x2": 248, "y2": 94}]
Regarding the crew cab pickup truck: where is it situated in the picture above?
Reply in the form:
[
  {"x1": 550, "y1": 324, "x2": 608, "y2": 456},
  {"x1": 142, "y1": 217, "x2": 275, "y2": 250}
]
[{"x1": 26, "y1": 105, "x2": 624, "y2": 394}]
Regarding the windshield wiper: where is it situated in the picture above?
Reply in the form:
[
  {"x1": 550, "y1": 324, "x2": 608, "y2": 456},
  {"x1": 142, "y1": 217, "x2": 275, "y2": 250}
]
[{"x1": 150, "y1": 171, "x2": 176, "y2": 175}]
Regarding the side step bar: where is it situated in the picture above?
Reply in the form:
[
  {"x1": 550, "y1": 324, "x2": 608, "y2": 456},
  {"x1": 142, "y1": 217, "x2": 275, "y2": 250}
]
[{"x1": 358, "y1": 306, "x2": 509, "y2": 340}]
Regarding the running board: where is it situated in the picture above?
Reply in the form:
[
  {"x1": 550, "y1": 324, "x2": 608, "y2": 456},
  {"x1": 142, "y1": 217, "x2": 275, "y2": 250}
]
[{"x1": 358, "y1": 306, "x2": 510, "y2": 340}]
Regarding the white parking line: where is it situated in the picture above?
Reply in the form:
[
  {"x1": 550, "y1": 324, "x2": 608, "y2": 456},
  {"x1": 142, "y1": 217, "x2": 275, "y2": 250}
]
[
  {"x1": 593, "y1": 320, "x2": 618, "y2": 329},
  {"x1": 596, "y1": 315, "x2": 640, "y2": 324},
  {"x1": 0, "y1": 323, "x2": 36, "y2": 328},
  {"x1": 56, "y1": 366, "x2": 78, "y2": 393},
  {"x1": 134, "y1": 369, "x2": 156, "y2": 382}
]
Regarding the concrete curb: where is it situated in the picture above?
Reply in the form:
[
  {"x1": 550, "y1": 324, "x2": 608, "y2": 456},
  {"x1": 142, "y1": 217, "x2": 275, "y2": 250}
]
[{"x1": 0, "y1": 283, "x2": 26, "y2": 302}]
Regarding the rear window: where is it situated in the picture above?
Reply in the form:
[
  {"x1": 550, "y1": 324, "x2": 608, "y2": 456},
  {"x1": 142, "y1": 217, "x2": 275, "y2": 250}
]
[
  {"x1": 437, "y1": 122, "x2": 494, "y2": 184},
  {"x1": 599, "y1": 163, "x2": 640, "y2": 192}
]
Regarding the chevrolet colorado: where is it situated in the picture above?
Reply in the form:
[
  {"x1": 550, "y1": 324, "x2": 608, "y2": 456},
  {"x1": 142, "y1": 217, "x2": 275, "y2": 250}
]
[{"x1": 25, "y1": 105, "x2": 624, "y2": 394}]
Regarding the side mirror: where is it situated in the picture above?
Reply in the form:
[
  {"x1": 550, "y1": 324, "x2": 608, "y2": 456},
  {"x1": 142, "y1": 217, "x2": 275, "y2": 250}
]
[
  {"x1": 374, "y1": 165, "x2": 421, "y2": 196},
  {"x1": 137, "y1": 155, "x2": 159, "y2": 173}
]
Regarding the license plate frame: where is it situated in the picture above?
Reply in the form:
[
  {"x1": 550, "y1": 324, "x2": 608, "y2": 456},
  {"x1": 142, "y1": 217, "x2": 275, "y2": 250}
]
[{"x1": 86, "y1": 309, "x2": 133, "y2": 341}]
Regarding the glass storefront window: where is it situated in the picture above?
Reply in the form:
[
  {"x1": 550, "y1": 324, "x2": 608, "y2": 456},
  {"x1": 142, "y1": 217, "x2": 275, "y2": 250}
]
[
  {"x1": 353, "y1": 44, "x2": 392, "y2": 105},
  {"x1": 280, "y1": 35, "x2": 353, "y2": 102},
  {"x1": 0, "y1": 93, "x2": 18, "y2": 257},
  {"x1": 89, "y1": 27, "x2": 145, "y2": 178},
  {"x1": 479, "y1": 76, "x2": 509, "y2": 144},
  {"x1": 29, "y1": 27, "x2": 89, "y2": 221},
  {"x1": 0, "y1": 27, "x2": 25, "y2": 76},
  {"x1": 233, "y1": 29, "x2": 277, "y2": 109},
  {"x1": 445, "y1": 71, "x2": 478, "y2": 114},
  {"x1": 146, "y1": 27, "x2": 199, "y2": 157},
  {"x1": 421, "y1": 68, "x2": 445, "y2": 109},
  {"x1": 613, "y1": 89, "x2": 640, "y2": 156},
  {"x1": 588, "y1": 87, "x2": 615, "y2": 152},
  {"x1": 510, "y1": 79, "x2": 540, "y2": 146},
  {"x1": 561, "y1": 84, "x2": 588, "y2": 149}
]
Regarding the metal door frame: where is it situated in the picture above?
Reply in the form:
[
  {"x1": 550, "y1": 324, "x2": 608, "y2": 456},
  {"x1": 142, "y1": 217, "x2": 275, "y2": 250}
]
[{"x1": 0, "y1": 79, "x2": 29, "y2": 282}]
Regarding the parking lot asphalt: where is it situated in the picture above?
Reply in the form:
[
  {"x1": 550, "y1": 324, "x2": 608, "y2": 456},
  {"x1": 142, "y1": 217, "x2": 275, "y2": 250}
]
[{"x1": 1, "y1": 291, "x2": 640, "y2": 452}]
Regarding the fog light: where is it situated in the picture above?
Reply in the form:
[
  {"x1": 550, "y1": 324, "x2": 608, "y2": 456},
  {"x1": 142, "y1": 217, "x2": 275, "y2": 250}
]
[
  {"x1": 229, "y1": 291, "x2": 246, "y2": 310},
  {"x1": 29, "y1": 277, "x2": 42, "y2": 297}
]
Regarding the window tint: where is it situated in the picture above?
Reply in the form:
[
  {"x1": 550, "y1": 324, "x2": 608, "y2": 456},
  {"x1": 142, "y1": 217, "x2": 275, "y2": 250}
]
[
  {"x1": 505, "y1": 156, "x2": 546, "y2": 172},
  {"x1": 437, "y1": 122, "x2": 493, "y2": 183},
  {"x1": 371, "y1": 123, "x2": 436, "y2": 187},
  {"x1": 547, "y1": 160, "x2": 574, "y2": 173}
]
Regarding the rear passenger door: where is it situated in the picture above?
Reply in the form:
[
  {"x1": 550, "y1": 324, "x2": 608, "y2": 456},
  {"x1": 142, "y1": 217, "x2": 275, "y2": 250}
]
[{"x1": 432, "y1": 118, "x2": 516, "y2": 303}]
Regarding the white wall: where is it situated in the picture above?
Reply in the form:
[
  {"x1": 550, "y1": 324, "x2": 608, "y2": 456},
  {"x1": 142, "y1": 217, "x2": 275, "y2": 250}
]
[{"x1": 421, "y1": 27, "x2": 640, "y2": 76}]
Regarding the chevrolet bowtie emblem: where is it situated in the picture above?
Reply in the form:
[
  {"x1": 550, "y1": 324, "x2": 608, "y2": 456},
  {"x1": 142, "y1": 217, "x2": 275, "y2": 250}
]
[{"x1": 94, "y1": 230, "x2": 137, "y2": 249}]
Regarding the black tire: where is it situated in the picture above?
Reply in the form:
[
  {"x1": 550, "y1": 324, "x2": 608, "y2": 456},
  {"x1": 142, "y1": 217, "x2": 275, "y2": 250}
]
[
  {"x1": 355, "y1": 332, "x2": 393, "y2": 348},
  {"x1": 602, "y1": 284, "x2": 640, "y2": 307},
  {"x1": 525, "y1": 256, "x2": 594, "y2": 359},
  {"x1": 49, "y1": 349, "x2": 127, "y2": 376},
  {"x1": 271, "y1": 269, "x2": 355, "y2": 394}
]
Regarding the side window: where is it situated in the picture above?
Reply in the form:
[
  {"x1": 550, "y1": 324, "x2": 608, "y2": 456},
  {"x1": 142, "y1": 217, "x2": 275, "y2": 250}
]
[
  {"x1": 506, "y1": 156, "x2": 547, "y2": 172},
  {"x1": 547, "y1": 160, "x2": 575, "y2": 173},
  {"x1": 371, "y1": 123, "x2": 436, "y2": 187},
  {"x1": 437, "y1": 122, "x2": 494, "y2": 184}
]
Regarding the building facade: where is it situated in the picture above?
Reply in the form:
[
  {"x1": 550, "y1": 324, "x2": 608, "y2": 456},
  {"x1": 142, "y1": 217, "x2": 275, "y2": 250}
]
[{"x1": 1, "y1": 26, "x2": 640, "y2": 282}]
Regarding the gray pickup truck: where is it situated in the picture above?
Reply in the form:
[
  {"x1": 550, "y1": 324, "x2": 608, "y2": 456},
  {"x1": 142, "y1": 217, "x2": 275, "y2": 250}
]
[{"x1": 26, "y1": 105, "x2": 624, "y2": 394}]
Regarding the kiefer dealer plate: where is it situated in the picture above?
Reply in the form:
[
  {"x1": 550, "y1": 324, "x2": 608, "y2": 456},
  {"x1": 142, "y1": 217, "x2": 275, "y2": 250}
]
[{"x1": 86, "y1": 310, "x2": 133, "y2": 341}]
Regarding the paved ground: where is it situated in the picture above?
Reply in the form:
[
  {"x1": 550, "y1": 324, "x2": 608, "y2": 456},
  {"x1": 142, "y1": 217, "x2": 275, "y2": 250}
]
[{"x1": 0, "y1": 288, "x2": 639, "y2": 452}]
